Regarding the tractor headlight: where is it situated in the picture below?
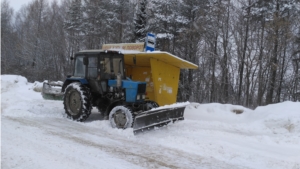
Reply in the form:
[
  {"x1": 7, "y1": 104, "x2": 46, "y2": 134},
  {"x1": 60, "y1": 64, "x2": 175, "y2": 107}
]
[
  {"x1": 137, "y1": 95, "x2": 140, "y2": 100},
  {"x1": 142, "y1": 94, "x2": 145, "y2": 99}
]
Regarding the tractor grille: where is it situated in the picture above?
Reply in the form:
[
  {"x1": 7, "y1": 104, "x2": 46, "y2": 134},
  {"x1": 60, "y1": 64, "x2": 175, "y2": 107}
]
[{"x1": 137, "y1": 84, "x2": 146, "y2": 94}]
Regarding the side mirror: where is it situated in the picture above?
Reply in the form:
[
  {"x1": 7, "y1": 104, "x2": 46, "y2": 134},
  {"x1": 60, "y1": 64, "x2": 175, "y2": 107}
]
[
  {"x1": 70, "y1": 56, "x2": 74, "y2": 60},
  {"x1": 83, "y1": 56, "x2": 89, "y2": 65}
]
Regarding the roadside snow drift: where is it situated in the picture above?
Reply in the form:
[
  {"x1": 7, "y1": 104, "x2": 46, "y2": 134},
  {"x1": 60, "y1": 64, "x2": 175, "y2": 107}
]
[{"x1": 1, "y1": 75, "x2": 300, "y2": 169}]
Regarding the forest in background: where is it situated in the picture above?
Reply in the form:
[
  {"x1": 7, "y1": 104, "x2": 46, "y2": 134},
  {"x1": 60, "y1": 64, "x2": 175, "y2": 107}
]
[{"x1": 1, "y1": 0, "x2": 300, "y2": 108}]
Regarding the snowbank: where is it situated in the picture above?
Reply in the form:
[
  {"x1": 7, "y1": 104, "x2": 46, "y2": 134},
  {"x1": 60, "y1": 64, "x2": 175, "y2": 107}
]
[
  {"x1": 32, "y1": 81, "x2": 44, "y2": 92},
  {"x1": 185, "y1": 102, "x2": 254, "y2": 123},
  {"x1": 254, "y1": 101, "x2": 300, "y2": 134},
  {"x1": 1, "y1": 75, "x2": 28, "y2": 91},
  {"x1": 1, "y1": 75, "x2": 63, "y2": 118},
  {"x1": 184, "y1": 102, "x2": 300, "y2": 137}
]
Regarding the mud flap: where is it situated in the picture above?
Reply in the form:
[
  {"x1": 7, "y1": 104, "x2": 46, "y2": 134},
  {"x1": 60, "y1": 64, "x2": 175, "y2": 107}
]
[
  {"x1": 42, "y1": 82, "x2": 64, "y2": 100},
  {"x1": 133, "y1": 106, "x2": 186, "y2": 135}
]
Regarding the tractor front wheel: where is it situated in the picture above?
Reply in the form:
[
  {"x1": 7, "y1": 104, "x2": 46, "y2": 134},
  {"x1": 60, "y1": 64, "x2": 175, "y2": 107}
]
[
  {"x1": 109, "y1": 106, "x2": 133, "y2": 129},
  {"x1": 145, "y1": 100, "x2": 159, "y2": 110},
  {"x1": 63, "y1": 83, "x2": 92, "y2": 121}
]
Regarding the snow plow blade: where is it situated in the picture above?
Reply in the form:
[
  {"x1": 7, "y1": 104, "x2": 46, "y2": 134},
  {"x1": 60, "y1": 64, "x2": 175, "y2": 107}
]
[
  {"x1": 42, "y1": 82, "x2": 64, "y2": 100},
  {"x1": 133, "y1": 106, "x2": 186, "y2": 135}
]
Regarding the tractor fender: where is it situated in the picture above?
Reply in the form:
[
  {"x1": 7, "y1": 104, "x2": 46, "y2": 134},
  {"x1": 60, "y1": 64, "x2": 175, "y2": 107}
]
[
  {"x1": 104, "y1": 100, "x2": 124, "y2": 117},
  {"x1": 62, "y1": 78, "x2": 89, "y2": 92}
]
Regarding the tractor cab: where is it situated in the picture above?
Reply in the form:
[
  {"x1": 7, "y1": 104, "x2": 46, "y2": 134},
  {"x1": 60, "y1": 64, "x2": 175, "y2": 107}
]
[
  {"x1": 73, "y1": 50, "x2": 125, "y2": 80},
  {"x1": 71, "y1": 50, "x2": 127, "y2": 95}
]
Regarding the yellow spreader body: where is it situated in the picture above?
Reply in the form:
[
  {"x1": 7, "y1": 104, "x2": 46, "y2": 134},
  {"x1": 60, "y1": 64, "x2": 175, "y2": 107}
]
[{"x1": 123, "y1": 51, "x2": 198, "y2": 106}]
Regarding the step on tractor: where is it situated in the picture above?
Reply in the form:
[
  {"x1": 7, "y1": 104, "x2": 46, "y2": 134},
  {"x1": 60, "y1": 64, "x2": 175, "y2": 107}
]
[{"x1": 43, "y1": 49, "x2": 198, "y2": 134}]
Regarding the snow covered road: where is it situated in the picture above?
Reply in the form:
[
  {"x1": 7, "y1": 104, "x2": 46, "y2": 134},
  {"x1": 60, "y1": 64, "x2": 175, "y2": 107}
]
[{"x1": 1, "y1": 75, "x2": 300, "y2": 169}]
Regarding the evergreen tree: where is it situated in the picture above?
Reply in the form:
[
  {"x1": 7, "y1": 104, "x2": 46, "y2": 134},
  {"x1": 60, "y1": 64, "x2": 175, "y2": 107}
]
[
  {"x1": 82, "y1": 0, "x2": 112, "y2": 48},
  {"x1": 148, "y1": 0, "x2": 177, "y2": 51},
  {"x1": 133, "y1": 0, "x2": 148, "y2": 42},
  {"x1": 64, "y1": 0, "x2": 83, "y2": 52}
]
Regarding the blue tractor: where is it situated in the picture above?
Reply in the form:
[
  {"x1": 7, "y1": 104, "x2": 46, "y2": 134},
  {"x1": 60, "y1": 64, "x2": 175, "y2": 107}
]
[{"x1": 61, "y1": 50, "x2": 185, "y2": 134}]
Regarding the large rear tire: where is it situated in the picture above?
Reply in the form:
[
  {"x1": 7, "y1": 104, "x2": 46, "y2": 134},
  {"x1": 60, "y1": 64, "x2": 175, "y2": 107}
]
[
  {"x1": 109, "y1": 106, "x2": 133, "y2": 129},
  {"x1": 63, "y1": 83, "x2": 92, "y2": 121}
]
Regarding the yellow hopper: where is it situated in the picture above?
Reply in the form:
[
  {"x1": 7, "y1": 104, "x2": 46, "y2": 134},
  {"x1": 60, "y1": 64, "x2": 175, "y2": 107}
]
[{"x1": 123, "y1": 51, "x2": 198, "y2": 106}]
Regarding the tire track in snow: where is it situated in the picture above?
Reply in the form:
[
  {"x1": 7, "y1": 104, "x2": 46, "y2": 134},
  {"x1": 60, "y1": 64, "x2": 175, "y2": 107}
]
[{"x1": 5, "y1": 116, "x2": 246, "y2": 169}]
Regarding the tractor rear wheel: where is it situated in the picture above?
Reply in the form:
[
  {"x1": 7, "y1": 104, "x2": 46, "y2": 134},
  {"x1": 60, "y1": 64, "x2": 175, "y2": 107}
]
[
  {"x1": 63, "y1": 83, "x2": 92, "y2": 121},
  {"x1": 109, "y1": 106, "x2": 133, "y2": 129}
]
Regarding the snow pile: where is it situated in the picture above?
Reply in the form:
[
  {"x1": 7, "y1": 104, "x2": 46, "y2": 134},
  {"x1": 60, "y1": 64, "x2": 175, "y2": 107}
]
[
  {"x1": 1, "y1": 75, "x2": 64, "y2": 118},
  {"x1": 183, "y1": 102, "x2": 300, "y2": 141},
  {"x1": 185, "y1": 102, "x2": 300, "y2": 131},
  {"x1": 2, "y1": 75, "x2": 300, "y2": 169},
  {"x1": 185, "y1": 102, "x2": 254, "y2": 123},
  {"x1": 32, "y1": 81, "x2": 44, "y2": 92},
  {"x1": 1, "y1": 75, "x2": 28, "y2": 92},
  {"x1": 254, "y1": 101, "x2": 300, "y2": 134}
]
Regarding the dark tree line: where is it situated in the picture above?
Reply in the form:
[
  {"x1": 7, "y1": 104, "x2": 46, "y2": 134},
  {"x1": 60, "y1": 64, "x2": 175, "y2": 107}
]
[{"x1": 1, "y1": 0, "x2": 300, "y2": 108}]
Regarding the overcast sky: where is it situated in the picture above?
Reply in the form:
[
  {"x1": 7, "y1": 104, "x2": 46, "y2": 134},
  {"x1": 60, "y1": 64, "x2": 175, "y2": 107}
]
[
  {"x1": 5, "y1": 0, "x2": 32, "y2": 12},
  {"x1": 4, "y1": 0, "x2": 60, "y2": 12}
]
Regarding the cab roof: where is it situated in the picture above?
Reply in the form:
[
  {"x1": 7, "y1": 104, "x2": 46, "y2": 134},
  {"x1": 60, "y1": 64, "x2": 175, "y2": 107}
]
[{"x1": 123, "y1": 51, "x2": 198, "y2": 70}]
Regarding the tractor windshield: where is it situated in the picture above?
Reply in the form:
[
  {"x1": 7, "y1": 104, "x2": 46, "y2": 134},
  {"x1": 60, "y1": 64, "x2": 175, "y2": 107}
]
[{"x1": 74, "y1": 56, "x2": 85, "y2": 77}]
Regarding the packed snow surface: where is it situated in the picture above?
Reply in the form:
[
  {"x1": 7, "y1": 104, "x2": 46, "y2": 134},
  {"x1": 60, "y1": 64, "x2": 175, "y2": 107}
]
[{"x1": 1, "y1": 75, "x2": 300, "y2": 169}]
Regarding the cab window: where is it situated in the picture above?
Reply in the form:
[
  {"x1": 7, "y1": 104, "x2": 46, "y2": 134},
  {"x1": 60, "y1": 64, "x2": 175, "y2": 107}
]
[{"x1": 74, "y1": 56, "x2": 85, "y2": 77}]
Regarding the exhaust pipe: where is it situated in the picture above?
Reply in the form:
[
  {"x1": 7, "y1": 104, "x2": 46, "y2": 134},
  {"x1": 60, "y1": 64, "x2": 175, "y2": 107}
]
[{"x1": 117, "y1": 73, "x2": 122, "y2": 88}]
